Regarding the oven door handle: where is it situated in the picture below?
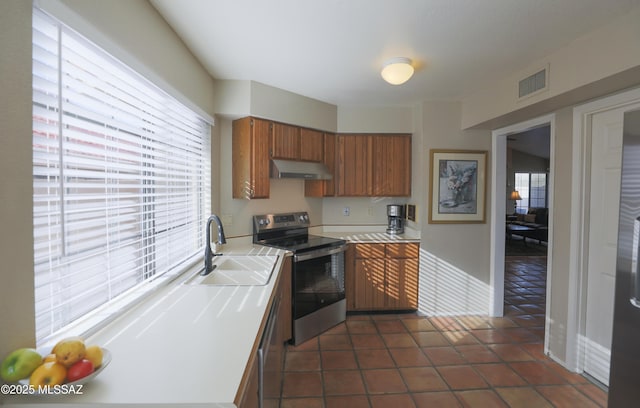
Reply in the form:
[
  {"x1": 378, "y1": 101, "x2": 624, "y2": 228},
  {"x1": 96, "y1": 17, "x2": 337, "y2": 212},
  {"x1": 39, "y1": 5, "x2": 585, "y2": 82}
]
[{"x1": 294, "y1": 244, "x2": 347, "y2": 262}]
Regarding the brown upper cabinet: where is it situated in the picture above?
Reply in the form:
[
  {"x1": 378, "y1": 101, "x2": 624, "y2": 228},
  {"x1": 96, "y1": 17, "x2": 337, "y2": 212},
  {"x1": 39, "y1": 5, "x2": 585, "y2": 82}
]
[
  {"x1": 372, "y1": 134, "x2": 412, "y2": 196},
  {"x1": 335, "y1": 133, "x2": 411, "y2": 197},
  {"x1": 271, "y1": 123, "x2": 324, "y2": 163},
  {"x1": 304, "y1": 133, "x2": 336, "y2": 197},
  {"x1": 299, "y1": 128, "x2": 324, "y2": 162},
  {"x1": 232, "y1": 117, "x2": 271, "y2": 199},
  {"x1": 271, "y1": 122, "x2": 299, "y2": 160}
]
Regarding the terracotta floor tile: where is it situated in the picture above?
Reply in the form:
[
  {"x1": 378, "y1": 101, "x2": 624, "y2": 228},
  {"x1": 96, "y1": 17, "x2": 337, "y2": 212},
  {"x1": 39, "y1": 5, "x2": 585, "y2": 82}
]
[
  {"x1": 486, "y1": 316, "x2": 519, "y2": 329},
  {"x1": 280, "y1": 397, "x2": 324, "y2": 408},
  {"x1": 456, "y1": 315, "x2": 493, "y2": 330},
  {"x1": 488, "y1": 344, "x2": 535, "y2": 362},
  {"x1": 362, "y1": 368, "x2": 407, "y2": 394},
  {"x1": 400, "y1": 366, "x2": 449, "y2": 392},
  {"x1": 403, "y1": 318, "x2": 437, "y2": 332},
  {"x1": 412, "y1": 391, "x2": 462, "y2": 408},
  {"x1": 288, "y1": 337, "x2": 319, "y2": 351},
  {"x1": 355, "y1": 348, "x2": 395, "y2": 369},
  {"x1": 455, "y1": 345, "x2": 501, "y2": 363},
  {"x1": 325, "y1": 395, "x2": 371, "y2": 408},
  {"x1": 346, "y1": 319, "x2": 378, "y2": 334},
  {"x1": 422, "y1": 346, "x2": 466, "y2": 365},
  {"x1": 536, "y1": 385, "x2": 600, "y2": 408},
  {"x1": 454, "y1": 389, "x2": 509, "y2": 407},
  {"x1": 469, "y1": 328, "x2": 513, "y2": 344},
  {"x1": 285, "y1": 351, "x2": 321, "y2": 371},
  {"x1": 510, "y1": 361, "x2": 567, "y2": 385},
  {"x1": 437, "y1": 365, "x2": 489, "y2": 390},
  {"x1": 374, "y1": 319, "x2": 407, "y2": 333},
  {"x1": 389, "y1": 347, "x2": 431, "y2": 367},
  {"x1": 520, "y1": 343, "x2": 551, "y2": 361},
  {"x1": 282, "y1": 371, "x2": 323, "y2": 397},
  {"x1": 275, "y1": 255, "x2": 609, "y2": 407},
  {"x1": 430, "y1": 316, "x2": 466, "y2": 331},
  {"x1": 324, "y1": 322, "x2": 348, "y2": 335},
  {"x1": 443, "y1": 330, "x2": 481, "y2": 345},
  {"x1": 574, "y1": 383, "x2": 608, "y2": 407},
  {"x1": 370, "y1": 393, "x2": 416, "y2": 408},
  {"x1": 412, "y1": 331, "x2": 450, "y2": 347},
  {"x1": 473, "y1": 363, "x2": 527, "y2": 387},
  {"x1": 323, "y1": 369, "x2": 366, "y2": 396},
  {"x1": 381, "y1": 332, "x2": 418, "y2": 348},
  {"x1": 350, "y1": 333, "x2": 385, "y2": 349},
  {"x1": 319, "y1": 334, "x2": 353, "y2": 350},
  {"x1": 321, "y1": 350, "x2": 359, "y2": 370},
  {"x1": 504, "y1": 327, "x2": 543, "y2": 343},
  {"x1": 544, "y1": 361, "x2": 591, "y2": 384},
  {"x1": 494, "y1": 386, "x2": 553, "y2": 408}
]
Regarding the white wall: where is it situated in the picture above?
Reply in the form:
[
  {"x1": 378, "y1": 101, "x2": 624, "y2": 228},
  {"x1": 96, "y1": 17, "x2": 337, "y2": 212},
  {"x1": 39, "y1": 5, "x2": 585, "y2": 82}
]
[
  {"x1": 462, "y1": 6, "x2": 640, "y2": 129},
  {"x1": 418, "y1": 101, "x2": 493, "y2": 315},
  {"x1": 0, "y1": 0, "x2": 35, "y2": 357}
]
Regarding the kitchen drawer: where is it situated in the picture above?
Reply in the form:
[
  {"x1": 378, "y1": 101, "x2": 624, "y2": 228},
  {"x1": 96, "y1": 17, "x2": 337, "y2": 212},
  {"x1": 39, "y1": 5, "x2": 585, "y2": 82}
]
[
  {"x1": 354, "y1": 243, "x2": 386, "y2": 259},
  {"x1": 386, "y1": 243, "x2": 419, "y2": 259}
]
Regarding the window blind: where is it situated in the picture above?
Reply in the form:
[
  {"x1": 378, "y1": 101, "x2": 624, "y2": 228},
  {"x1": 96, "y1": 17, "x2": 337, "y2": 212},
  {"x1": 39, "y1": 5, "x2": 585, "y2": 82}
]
[{"x1": 32, "y1": 9, "x2": 211, "y2": 343}]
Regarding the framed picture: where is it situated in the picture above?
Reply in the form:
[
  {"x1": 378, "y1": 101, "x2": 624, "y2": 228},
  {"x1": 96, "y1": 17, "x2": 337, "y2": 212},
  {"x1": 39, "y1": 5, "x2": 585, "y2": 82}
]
[{"x1": 428, "y1": 149, "x2": 487, "y2": 224}]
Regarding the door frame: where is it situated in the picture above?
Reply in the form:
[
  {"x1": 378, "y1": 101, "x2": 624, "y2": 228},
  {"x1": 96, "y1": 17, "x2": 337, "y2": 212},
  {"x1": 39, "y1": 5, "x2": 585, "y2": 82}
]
[
  {"x1": 490, "y1": 114, "x2": 555, "y2": 353},
  {"x1": 567, "y1": 87, "x2": 640, "y2": 372}
]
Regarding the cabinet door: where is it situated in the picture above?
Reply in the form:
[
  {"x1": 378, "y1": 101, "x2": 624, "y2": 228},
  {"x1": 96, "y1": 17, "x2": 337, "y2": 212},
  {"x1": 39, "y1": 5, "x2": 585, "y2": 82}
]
[
  {"x1": 305, "y1": 133, "x2": 336, "y2": 197},
  {"x1": 232, "y1": 117, "x2": 270, "y2": 199},
  {"x1": 251, "y1": 118, "x2": 271, "y2": 198},
  {"x1": 385, "y1": 258, "x2": 419, "y2": 310},
  {"x1": 354, "y1": 258, "x2": 386, "y2": 310},
  {"x1": 272, "y1": 122, "x2": 299, "y2": 160},
  {"x1": 372, "y1": 134, "x2": 411, "y2": 196},
  {"x1": 299, "y1": 128, "x2": 323, "y2": 162},
  {"x1": 337, "y1": 134, "x2": 372, "y2": 196}
]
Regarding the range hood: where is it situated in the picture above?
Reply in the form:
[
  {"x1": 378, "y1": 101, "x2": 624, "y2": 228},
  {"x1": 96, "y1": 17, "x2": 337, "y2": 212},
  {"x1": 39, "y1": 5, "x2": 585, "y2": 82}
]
[{"x1": 270, "y1": 159, "x2": 332, "y2": 180}]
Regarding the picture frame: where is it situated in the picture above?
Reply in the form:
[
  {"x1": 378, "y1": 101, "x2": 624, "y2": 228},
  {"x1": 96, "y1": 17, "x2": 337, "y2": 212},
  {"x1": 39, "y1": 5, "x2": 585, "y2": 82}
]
[{"x1": 428, "y1": 149, "x2": 487, "y2": 224}]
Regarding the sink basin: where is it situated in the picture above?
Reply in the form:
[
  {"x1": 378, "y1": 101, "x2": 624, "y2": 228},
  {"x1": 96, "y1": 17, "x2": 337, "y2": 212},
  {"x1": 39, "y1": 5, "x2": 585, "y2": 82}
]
[{"x1": 186, "y1": 255, "x2": 278, "y2": 286}]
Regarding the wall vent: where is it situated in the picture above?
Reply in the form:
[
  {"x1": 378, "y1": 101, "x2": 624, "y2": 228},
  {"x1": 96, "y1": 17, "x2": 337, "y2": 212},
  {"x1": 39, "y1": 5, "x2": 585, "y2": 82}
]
[{"x1": 518, "y1": 67, "x2": 548, "y2": 99}]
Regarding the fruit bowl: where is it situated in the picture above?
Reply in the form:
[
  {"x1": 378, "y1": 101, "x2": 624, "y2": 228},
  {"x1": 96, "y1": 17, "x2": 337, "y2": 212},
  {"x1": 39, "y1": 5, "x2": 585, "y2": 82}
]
[{"x1": 17, "y1": 348, "x2": 111, "y2": 389}]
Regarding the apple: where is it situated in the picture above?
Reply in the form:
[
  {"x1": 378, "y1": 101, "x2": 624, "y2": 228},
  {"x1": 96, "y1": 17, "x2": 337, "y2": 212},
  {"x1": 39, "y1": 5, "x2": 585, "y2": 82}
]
[
  {"x1": 66, "y1": 359, "x2": 94, "y2": 382},
  {"x1": 29, "y1": 361, "x2": 67, "y2": 387},
  {"x1": 0, "y1": 348, "x2": 43, "y2": 382}
]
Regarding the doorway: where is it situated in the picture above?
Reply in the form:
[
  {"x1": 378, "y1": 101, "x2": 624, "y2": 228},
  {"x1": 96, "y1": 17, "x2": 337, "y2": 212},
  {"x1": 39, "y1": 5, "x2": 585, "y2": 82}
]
[{"x1": 490, "y1": 114, "x2": 555, "y2": 356}]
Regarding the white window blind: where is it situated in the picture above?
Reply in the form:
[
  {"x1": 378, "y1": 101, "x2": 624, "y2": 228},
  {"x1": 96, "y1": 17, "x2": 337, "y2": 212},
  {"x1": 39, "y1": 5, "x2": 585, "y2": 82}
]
[{"x1": 32, "y1": 9, "x2": 211, "y2": 343}]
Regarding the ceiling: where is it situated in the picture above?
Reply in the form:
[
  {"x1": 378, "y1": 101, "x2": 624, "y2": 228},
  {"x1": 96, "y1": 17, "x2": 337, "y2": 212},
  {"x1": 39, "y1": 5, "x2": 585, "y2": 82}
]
[
  {"x1": 508, "y1": 125, "x2": 550, "y2": 159},
  {"x1": 150, "y1": 0, "x2": 640, "y2": 107}
]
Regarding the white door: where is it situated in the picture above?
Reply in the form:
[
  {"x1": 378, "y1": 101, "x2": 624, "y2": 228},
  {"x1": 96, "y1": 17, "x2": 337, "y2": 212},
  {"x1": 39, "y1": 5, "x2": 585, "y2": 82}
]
[{"x1": 584, "y1": 102, "x2": 640, "y2": 385}]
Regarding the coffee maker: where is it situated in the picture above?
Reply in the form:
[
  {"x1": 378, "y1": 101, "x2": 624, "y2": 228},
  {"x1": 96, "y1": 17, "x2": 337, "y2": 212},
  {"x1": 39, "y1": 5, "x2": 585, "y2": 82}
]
[{"x1": 386, "y1": 204, "x2": 405, "y2": 234}]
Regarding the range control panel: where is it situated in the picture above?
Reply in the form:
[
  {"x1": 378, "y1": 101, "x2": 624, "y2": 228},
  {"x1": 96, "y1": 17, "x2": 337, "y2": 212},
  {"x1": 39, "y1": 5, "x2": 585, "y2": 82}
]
[{"x1": 253, "y1": 212, "x2": 310, "y2": 232}]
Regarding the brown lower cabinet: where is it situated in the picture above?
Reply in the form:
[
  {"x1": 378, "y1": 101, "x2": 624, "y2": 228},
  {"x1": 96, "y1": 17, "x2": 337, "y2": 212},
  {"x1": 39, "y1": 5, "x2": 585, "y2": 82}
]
[
  {"x1": 346, "y1": 242, "x2": 419, "y2": 311},
  {"x1": 236, "y1": 256, "x2": 291, "y2": 408}
]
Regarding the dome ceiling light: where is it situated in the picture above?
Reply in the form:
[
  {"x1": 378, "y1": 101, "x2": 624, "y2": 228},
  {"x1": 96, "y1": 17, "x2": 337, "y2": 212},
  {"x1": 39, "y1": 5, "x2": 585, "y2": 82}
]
[{"x1": 380, "y1": 57, "x2": 414, "y2": 85}]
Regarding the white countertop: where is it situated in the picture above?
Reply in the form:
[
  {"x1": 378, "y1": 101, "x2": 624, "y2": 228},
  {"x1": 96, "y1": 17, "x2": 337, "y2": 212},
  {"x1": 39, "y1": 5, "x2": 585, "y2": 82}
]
[
  {"x1": 313, "y1": 225, "x2": 421, "y2": 243},
  {"x1": 4, "y1": 242, "x2": 287, "y2": 408}
]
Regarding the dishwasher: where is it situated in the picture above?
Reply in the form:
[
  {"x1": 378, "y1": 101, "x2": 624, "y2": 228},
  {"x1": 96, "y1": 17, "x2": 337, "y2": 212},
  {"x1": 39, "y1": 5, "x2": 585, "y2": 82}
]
[{"x1": 257, "y1": 296, "x2": 282, "y2": 408}]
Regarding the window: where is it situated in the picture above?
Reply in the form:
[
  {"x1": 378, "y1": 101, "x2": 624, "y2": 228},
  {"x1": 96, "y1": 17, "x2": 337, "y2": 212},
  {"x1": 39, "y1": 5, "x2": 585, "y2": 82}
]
[
  {"x1": 514, "y1": 172, "x2": 547, "y2": 214},
  {"x1": 32, "y1": 9, "x2": 211, "y2": 344}
]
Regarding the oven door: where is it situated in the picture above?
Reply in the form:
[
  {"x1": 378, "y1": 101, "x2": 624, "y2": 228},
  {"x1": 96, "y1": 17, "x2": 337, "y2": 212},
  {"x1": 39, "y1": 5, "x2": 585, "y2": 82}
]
[{"x1": 293, "y1": 244, "x2": 346, "y2": 320}]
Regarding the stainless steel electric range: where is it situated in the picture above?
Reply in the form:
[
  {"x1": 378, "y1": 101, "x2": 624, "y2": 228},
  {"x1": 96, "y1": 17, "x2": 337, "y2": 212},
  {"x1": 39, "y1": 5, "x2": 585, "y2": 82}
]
[{"x1": 253, "y1": 212, "x2": 347, "y2": 345}]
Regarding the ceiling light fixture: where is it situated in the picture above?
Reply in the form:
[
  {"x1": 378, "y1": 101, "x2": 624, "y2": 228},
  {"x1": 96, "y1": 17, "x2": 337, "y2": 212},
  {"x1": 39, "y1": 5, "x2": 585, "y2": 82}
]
[{"x1": 381, "y1": 57, "x2": 414, "y2": 85}]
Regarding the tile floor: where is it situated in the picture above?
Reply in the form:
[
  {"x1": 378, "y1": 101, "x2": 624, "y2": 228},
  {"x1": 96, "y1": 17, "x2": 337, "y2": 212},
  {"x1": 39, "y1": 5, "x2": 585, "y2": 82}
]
[{"x1": 279, "y1": 256, "x2": 608, "y2": 407}]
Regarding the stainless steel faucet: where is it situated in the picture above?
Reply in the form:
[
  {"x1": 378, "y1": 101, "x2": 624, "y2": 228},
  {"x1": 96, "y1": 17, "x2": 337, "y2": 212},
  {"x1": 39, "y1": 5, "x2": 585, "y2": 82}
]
[{"x1": 202, "y1": 214, "x2": 227, "y2": 276}]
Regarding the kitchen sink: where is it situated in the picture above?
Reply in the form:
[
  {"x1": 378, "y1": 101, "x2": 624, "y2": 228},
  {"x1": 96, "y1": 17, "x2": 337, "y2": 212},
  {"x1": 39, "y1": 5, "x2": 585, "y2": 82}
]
[{"x1": 186, "y1": 255, "x2": 278, "y2": 286}]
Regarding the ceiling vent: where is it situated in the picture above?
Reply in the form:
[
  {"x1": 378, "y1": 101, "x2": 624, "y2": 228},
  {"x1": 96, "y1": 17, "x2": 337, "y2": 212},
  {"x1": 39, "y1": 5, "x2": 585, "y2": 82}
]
[{"x1": 518, "y1": 66, "x2": 548, "y2": 100}]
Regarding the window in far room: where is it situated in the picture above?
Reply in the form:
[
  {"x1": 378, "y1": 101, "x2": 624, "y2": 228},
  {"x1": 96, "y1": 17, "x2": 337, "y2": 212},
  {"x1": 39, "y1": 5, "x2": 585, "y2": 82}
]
[{"x1": 514, "y1": 172, "x2": 547, "y2": 214}]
